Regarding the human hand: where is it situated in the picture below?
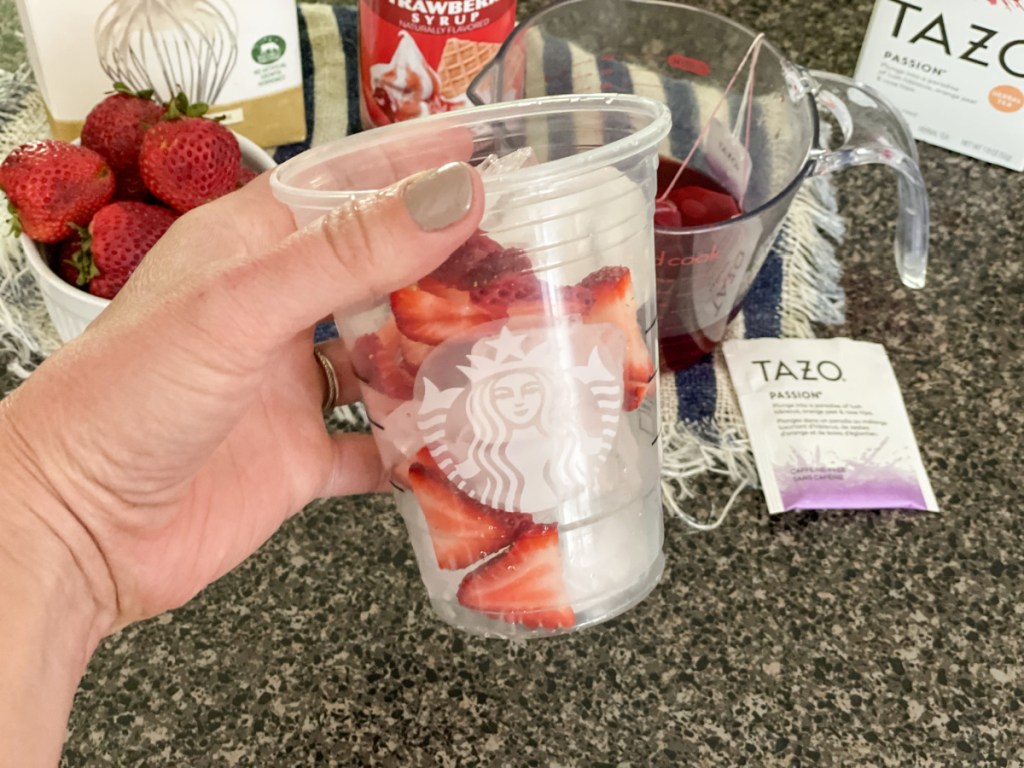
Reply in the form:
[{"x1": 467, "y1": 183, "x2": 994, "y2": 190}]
[{"x1": 0, "y1": 161, "x2": 483, "y2": 636}]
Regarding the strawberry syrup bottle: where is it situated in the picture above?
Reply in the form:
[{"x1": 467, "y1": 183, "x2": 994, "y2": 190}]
[{"x1": 358, "y1": 0, "x2": 517, "y2": 128}]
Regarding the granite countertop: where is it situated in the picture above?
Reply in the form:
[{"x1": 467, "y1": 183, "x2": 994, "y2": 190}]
[{"x1": 2, "y1": 0, "x2": 1023, "y2": 765}]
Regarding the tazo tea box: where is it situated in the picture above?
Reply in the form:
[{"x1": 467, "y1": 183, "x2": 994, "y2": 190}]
[
  {"x1": 723, "y1": 338, "x2": 938, "y2": 515},
  {"x1": 855, "y1": 0, "x2": 1024, "y2": 171},
  {"x1": 14, "y1": 0, "x2": 306, "y2": 147}
]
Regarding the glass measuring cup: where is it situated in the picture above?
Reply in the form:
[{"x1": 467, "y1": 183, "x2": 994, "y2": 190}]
[
  {"x1": 271, "y1": 94, "x2": 671, "y2": 638},
  {"x1": 468, "y1": 0, "x2": 929, "y2": 371}
]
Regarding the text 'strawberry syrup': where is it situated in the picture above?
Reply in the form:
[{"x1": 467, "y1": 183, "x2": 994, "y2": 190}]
[{"x1": 358, "y1": 0, "x2": 517, "y2": 128}]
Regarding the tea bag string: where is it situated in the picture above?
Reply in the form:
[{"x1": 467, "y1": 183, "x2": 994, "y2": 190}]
[
  {"x1": 657, "y1": 33, "x2": 766, "y2": 203},
  {"x1": 663, "y1": 477, "x2": 748, "y2": 532},
  {"x1": 739, "y1": 35, "x2": 764, "y2": 165}
]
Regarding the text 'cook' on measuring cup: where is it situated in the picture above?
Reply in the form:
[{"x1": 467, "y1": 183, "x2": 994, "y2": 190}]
[{"x1": 468, "y1": 0, "x2": 929, "y2": 372}]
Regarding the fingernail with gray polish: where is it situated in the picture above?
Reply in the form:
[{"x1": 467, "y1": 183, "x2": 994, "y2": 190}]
[{"x1": 404, "y1": 162, "x2": 474, "y2": 231}]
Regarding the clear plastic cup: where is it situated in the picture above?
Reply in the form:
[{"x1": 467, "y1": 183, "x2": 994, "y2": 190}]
[{"x1": 271, "y1": 94, "x2": 671, "y2": 638}]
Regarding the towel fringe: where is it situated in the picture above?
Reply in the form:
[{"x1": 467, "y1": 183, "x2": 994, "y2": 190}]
[
  {"x1": 659, "y1": 175, "x2": 846, "y2": 529},
  {"x1": 0, "y1": 65, "x2": 58, "y2": 386},
  {"x1": 778, "y1": 176, "x2": 847, "y2": 336},
  {"x1": 0, "y1": 65, "x2": 36, "y2": 132}
]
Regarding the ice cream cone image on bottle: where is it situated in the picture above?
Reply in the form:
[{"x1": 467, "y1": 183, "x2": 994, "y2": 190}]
[{"x1": 369, "y1": 31, "x2": 443, "y2": 122}]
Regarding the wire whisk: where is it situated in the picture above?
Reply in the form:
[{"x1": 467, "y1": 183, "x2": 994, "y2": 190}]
[{"x1": 95, "y1": 0, "x2": 239, "y2": 106}]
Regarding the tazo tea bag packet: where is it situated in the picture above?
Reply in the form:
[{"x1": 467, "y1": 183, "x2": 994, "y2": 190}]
[
  {"x1": 14, "y1": 0, "x2": 306, "y2": 147},
  {"x1": 723, "y1": 338, "x2": 938, "y2": 515},
  {"x1": 855, "y1": 0, "x2": 1024, "y2": 171}
]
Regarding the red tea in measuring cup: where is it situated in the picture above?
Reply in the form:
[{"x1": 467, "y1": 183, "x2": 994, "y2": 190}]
[
  {"x1": 655, "y1": 157, "x2": 741, "y2": 229},
  {"x1": 654, "y1": 156, "x2": 748, "y2": 371}
]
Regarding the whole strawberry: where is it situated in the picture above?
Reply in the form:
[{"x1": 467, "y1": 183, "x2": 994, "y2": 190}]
[
  {"x1": 139, "y1": 93, "x2": 240, "y2": 213},
  {"x1": 81, "y1": 83, "x2": 166, "y2": 200},
  {"x1": 0, "y1": 140, "x2": 115, "y2": 243},
  {"x1": 72, "y1": 201, "x2": 178, "y2": 299}
]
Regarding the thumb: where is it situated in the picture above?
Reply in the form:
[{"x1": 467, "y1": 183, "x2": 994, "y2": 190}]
[{"x1": 227, "y1": 161, "x2": 483, "y2": 345}]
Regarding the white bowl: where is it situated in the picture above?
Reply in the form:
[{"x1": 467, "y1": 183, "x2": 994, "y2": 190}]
[{"x1": 20, "y1": 132, "x2": 277, "y2": 342}]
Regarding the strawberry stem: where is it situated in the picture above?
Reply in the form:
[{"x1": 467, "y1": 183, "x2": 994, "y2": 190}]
[
  {"x1": 65, "y1": 223, "x2": 99, "y2": 286},
  {"x1": 5, "y1": 201, "x2": 22, "y2": 238},
  {"x1": 164, "y1": 91, "x2": 210, "y2": 121},
  {"x1": 110, "y1": 81, "x2": 157, "y2": 101}
]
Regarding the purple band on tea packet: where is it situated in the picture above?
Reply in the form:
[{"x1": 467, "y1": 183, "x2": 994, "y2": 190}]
[{"x1": 776, "y1": 466, "x2": 933, "y2": 512}]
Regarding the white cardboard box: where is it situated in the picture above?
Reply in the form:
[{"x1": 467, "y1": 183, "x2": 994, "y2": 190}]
[
  {"x1": 14, "y1": 0, "x2": 306, "y2": 147},
  {"x1": 855, "y1": 0, "x2": 1024, "y2": 171}
]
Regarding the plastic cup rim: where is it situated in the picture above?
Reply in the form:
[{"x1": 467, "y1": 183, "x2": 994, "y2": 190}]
[{"x1": 269, "y1": 94, "x2": 672, "y2": 211}]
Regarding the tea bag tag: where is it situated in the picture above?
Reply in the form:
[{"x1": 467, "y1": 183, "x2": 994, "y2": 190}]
[
  {"x1": 658, "y1": 33, "x2": 763, "y2": 207},
  {"x1": 703, "y1": 117, "x2": 752, "y2": 202}
]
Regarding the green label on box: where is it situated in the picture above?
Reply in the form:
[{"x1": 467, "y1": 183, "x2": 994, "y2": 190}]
[{"x1": 252, "y1": 35, "x2": 286, "y2": 65}]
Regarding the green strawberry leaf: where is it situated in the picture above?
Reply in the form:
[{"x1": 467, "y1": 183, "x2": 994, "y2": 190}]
[
  {"x1": 5, "y1": 201, "x2": 22, "y2": 238},
  {"x1": 110, "y1": 82, "x2": 157, "y2": 101},
  {"x1": 162, "y1": 93, "x2": 183, "y2": 120},
  {"x1": 68, "y1": 221, "x2": 90, "y2": 239},
  {"x1": 66, "y1": 223, "x2": 99, "y2": 286},
  {"x1": 163, "y1": 91, "x2": 210, "y2": 120},
  {"x1": 185, "y1": 102, "x2": 209, "y2": 118}
]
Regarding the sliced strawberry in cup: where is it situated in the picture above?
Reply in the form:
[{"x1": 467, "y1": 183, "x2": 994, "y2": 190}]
[
  {"x1": 398, "y1": 333, "x2": 434, "y2": 376},
  {"x1": 458, "y1": 247, "x2": 533, "y2": 290},
  {"x1": 427, "y1": 231, "x2": 505, "y2": 287},
  {"x1": 457, "y1": 524, "x2": 576, "y2": 630},
  {"x1": 416, "y1": 274, "x2": 469, "y2": 301},
  {"x1": 580, "y1": 266, "x2": 654, "y2": 411},
  {"x1": 469, "y1": 271, "x2": 542, "y2": 318},
  {"x1": 391, "y1": 284, "x2": 493, "y2": 345},
  {"x1": 350, "y1": 318, "x2": 416, "y2": 400},
  {"x1": 536, "y1": 283, "x2": 596, "y2": 318},
  {"x1": 471, "y1": 274, "x2": 597, "y2": 321},
  {"x1": 427, "y1": 231, "x2": 532, "y2": 289},
  {"x1": 409, "y1": 449, "x2": 530, "y2": 571}
]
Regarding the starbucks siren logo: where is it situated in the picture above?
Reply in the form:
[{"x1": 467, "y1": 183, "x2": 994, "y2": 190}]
[
  {"x1": 252, "y1": 35, "x2": 286, "y2": 65},
  {"x1": 416, "y1": 323, "x2": 624, "y2": 515}
]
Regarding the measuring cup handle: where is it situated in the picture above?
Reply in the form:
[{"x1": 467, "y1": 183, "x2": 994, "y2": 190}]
[{"x1": 807, "y1": 69, "x2": 929, "y2": 289}]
